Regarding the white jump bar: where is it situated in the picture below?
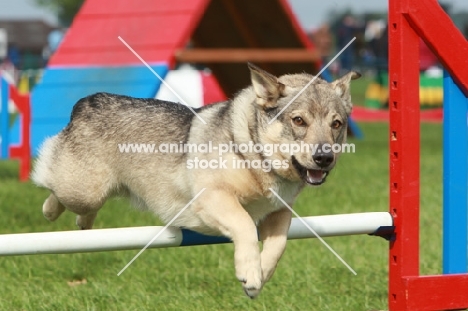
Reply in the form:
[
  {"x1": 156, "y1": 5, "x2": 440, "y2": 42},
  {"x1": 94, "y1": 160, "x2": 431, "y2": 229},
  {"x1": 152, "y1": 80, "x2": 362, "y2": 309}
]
[{"x1": 0, "y1": 212, "x2": 393, "y2": 256}]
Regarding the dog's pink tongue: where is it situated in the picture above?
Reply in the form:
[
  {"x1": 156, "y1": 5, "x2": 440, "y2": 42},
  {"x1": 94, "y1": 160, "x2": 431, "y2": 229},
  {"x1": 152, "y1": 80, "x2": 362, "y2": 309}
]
[{"x1": 306, "y1": 169, "x2": 323, "y2": 184}]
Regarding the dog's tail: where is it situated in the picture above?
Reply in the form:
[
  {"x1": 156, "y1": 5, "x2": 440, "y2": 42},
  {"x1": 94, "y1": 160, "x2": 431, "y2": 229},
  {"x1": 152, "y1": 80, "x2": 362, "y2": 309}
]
[{"x1": 31, "y1": 135, "x2": 60, "y2": 189}]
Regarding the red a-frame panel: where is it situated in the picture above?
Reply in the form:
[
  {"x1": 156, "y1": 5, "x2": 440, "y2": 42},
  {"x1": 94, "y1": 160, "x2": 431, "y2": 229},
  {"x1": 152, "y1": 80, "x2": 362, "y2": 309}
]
[{"x1": 389, "y1": 0, "x2": 468, "y2": 310}]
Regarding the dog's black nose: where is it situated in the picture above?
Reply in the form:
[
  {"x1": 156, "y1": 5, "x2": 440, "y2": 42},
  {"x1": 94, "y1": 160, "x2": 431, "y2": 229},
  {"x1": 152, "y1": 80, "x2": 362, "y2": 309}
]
[{"x1": 312, "y1": 150, "x2": 334, "y2": 168}]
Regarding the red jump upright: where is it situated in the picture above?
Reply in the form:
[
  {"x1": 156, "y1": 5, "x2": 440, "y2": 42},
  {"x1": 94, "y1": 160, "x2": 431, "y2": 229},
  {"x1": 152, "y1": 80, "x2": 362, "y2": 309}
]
[{"x1": 389, "y1": 0, "x2": 468, "y2": 310}]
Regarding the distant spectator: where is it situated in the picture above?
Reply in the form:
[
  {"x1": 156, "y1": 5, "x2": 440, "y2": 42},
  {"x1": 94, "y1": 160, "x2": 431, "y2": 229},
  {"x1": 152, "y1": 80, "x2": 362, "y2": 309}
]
[
  {"x1": 48, "y1": 29, "x2": 65, "y2": 53},
  {"x1": 0, "y1": 28, "x2": 7, "y2": 60},
  {"x1": 365, "y1": 20, "x2": 388, "y2": 61},
  {"x1": 308, "y1": 24, "x2": 334, "y2": 80},
  {"x1": 366, "y1": 20, "x2": 388, "y2": 79},
  {"x1": 22, "y1": 51, "x2": 38, "y2": 70},
  {"x1": 308, "y1": 24, "x2": 333, "y2": 58},
  {"x1": 0, "y1": 56, "x2": 17, "y2": 83},
  {"x1": 43, "y1": 29, "x2": 66, "y2": 66},
  {"x1": 7, "y1": 43, "x2": 20, "y2": 68},
  {"x1": 337, "y1": 15, "x2": 358, "y2": 73}
]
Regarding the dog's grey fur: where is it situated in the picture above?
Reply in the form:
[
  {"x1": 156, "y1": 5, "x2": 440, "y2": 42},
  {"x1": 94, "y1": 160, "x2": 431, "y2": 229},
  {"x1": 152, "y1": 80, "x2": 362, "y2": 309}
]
[{"x1": 32, "y1": 63, "x2": 360, "y2": 298}]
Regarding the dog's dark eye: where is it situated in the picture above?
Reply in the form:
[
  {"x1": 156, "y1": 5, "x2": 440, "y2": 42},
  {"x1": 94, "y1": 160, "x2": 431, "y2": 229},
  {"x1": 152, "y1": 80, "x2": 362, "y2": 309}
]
[
  {"x1": 292, "y1": 117, "x2": 306, "y2": 126},
  {"x1": 332, "y1": 120, "x2": 342, "y2": 129}
]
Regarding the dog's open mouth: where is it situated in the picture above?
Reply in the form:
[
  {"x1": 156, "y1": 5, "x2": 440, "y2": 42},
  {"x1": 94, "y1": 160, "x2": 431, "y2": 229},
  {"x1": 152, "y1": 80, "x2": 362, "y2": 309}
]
[{"x1": 291, "y1": 156, "x2": 329, "y2": 186}]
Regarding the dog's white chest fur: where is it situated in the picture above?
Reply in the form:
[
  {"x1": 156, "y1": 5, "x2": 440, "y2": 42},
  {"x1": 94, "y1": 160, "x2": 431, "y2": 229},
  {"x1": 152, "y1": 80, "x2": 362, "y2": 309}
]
[{"x1": 243, "y1": 181, "x2": 302, "y2": 223}]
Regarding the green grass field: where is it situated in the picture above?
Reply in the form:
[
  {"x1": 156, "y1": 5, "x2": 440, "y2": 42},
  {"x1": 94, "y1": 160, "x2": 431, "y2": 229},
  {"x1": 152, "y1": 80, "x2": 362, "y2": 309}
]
[
  {"x1": 0, "y1": 122, "x2": 443, "y2": 311},
  {"x1": 350, "y1": 76, "x2": 372, "y2": 106}
]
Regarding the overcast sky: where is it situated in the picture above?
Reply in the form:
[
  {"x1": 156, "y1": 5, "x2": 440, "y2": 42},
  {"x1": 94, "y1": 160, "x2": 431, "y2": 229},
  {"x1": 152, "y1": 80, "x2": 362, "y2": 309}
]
[
  {"x1": 289, "y1": 0, "x2": 468, "y2": 29},
  {"x1": 0, "y1": 0, "x2": 58, "y2": 24},
  {"x1": 1, "y1": 0, "x2": 468, "y2": 29}
]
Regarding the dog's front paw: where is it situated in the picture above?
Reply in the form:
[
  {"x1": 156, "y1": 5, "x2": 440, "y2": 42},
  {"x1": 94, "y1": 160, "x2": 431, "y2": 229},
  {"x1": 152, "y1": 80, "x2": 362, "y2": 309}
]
[{"x1": 237, "y1": 268, "x2": 263, "y2": 299}]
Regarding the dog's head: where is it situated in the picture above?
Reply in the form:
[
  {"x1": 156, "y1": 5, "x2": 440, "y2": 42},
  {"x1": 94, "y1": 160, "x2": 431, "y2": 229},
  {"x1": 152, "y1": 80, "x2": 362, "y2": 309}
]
[{"x1": 248, "y1": 63, "x2": 360, "y2": 186}]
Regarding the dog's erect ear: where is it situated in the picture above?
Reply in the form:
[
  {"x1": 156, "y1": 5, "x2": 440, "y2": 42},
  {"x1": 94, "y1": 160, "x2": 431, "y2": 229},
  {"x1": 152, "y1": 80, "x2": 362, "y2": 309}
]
[
  {"x1": 330, "y1": 71, "x2": 361, "y2": 115},
  {"x1": 248, "y1": 63, "x2": 285, "y2": 109}
]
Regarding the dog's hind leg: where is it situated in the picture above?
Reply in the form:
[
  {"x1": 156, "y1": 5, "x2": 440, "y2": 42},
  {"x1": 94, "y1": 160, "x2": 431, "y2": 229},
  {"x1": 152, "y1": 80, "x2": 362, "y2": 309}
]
[
  {"x1": 57, "y1": 194, "x2": 107, "y2": 230},
  {"x1": 42, "y1": 193, "x2": 66, "y2": 221},
  {"x1": 42, "y1": 192, "x2": 100, "y2": 230},
  {"x1": 76, "y1": 213, "x2": 98, "y2": 230},
  {"x1": 43, "y1": 193, "x2": 97, "y2": 229},
  {"x1": 52, "y1": 180, "x2": 110, "y2": 230},
  {"x1": 57, "y1": 197, "x2": 105, "y2": 230}
]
